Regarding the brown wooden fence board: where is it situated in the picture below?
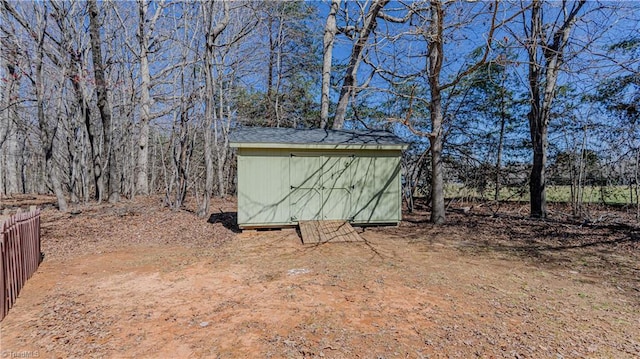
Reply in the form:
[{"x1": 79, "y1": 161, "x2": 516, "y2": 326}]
[
  {"x1": 0, "y1": 209, "x2": 41, "y2": 321},
  {"x1": 1, "y1": 220, "x2": 6, "y2": 320}
]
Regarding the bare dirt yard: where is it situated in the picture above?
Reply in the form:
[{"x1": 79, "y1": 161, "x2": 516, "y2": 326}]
[{"x1": 1, "y1": 196, "x2": 639, "y2": 358}]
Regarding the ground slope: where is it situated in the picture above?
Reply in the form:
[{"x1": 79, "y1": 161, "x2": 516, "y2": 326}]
[{"x1": 1, "y1": 197, "x2": 638, "y2": 358}]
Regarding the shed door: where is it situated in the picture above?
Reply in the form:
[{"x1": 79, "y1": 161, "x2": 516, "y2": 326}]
[
  {"x1": 289, "y1": 155, "x2": 354, "y2": 221},
  {"x1": 290, "y1": 156, "x2": 322, "y2": 221},
  {"x1": 321, "y1": 156, "x2": 353, "y2": 220}
]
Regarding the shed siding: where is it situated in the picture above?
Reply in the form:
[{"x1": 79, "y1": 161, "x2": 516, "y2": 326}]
[
  {"x1": 237, "y1": 148, "x2": 402, "y2": 227},
  {"x1": 237, "y1": 150, "x2": 290, "y2": 226},
  {"x1": 351, "y1": 155, "x2": 401, "y2": 223}
]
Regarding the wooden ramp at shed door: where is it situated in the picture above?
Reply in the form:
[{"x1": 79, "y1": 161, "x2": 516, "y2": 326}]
[{"x1": 298, "y1": 220, "x2": 363, "y2": 244}]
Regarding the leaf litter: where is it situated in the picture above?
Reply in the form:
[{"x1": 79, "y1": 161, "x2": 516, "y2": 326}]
[{"x1": 0, "y1": 196, "x2": 638, "y2": 358}]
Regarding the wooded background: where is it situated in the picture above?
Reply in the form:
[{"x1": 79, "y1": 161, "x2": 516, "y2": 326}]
[{"x1": 0, "y1": 0, "x2": 638, "y2": 222}]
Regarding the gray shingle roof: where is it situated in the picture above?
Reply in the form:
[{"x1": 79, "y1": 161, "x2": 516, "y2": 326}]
[{"x1": 229, "y1": 127, "x2": 406, "y2": 147}]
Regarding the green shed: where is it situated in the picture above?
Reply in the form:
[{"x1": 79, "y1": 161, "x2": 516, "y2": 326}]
[{"x1": 229, "y1": 127, "x2": 408, "y2": 229}]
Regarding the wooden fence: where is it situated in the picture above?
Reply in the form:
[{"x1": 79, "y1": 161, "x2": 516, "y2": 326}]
[{"x1": 0, "y1": 209, "x2": 41, "y2": 321}]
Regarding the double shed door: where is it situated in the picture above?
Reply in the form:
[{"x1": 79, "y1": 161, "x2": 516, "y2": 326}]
[{"x1": 290, "y1": 154, "x2": 354, "y2": 221}]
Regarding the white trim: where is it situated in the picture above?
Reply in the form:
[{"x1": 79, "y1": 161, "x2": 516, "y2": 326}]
[{"x1": 229, "y1": 142, "x2": 408, "y2": 150}]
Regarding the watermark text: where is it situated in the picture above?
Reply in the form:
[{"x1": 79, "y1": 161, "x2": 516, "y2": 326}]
[{"x1": 1, "y1": 350, "x2": 40, "y2": 358}]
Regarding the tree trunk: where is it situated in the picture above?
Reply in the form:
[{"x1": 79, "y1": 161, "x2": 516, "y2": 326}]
[
  {"x1": 199, "y1": 0, "x2": 229, "y2": 217},
  {"x1": 427, "y1": 0, "x2": 445, "y2": 224},
  {"x1": 201, "y1": 9, "x2": 214, "y2": 217},
  {"x1": 320, "y1": 0, "x2": 340, "y2": 129},
  {"x1": 576, "y1": 125, "x2": 588, "y2": 215},
  {"x1": 529, "y1": 118, "x2": 547, "y2": 217},
  {"x1": 495, "y1": 70, "x2": 507, "y2": 202},
  {"x1": 88, "y1": 0, "x2": 118, "y2": 203},
  {"x1": 274, "y1": 19, "x2": 284, "y2": 127},
  {"x1": 332, "y1": 0, "x2": 389, "y2": 129},
  {"x1": 4, "y1": 123, "x2": 19, "y2": 194},
  {"x1": 215, "y1": 80, "x2": 227, "y2": 197},
  {"x1": 34, "y1": 30, "x2": 67, "y2": 211},
  {"x1": 72, "y1": 65, "x2": 103, "y2": 201},
  {"x1": 636, "y1": 150, "x2": 640, "y2": 221},
  {"x1": 1, "y1": 43, "x2": 19, "y2": 194},
  {"x1": 0, "y1": 141, "x2": 3, "y2": 196},
  {"x1": 266, "y1": 15, "x2": 275, "y2": 124},
  {"x1": 526, "y1": 0, "x2": 585, "y2": 218},
  {"x1": 136, "y1": 0, "x2": 152, "y2": 195}
]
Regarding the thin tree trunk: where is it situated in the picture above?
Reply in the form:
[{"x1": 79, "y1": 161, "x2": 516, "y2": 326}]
[
  {"x1": 428, "y1": 0, "x2": 445, "y2": 224},
  {"x1": 135, "y1": 0, "x2": 164, "y2": 195},
  {"x1": 266, "y1": 15, "x2": 275, "y2": 124},
  {"x1": 202, "y1": 23, "x2": 215, "y2": 217},
  {"x1": 274, "y1": 19, "x2": 284, "y2": 127},
  {"x1": 136, "y1": 0, "x2": 152, "y2": 195},
  {"x1": 215, "y1": 80, "x2": 227, "y2": 197},
  {"x1": 635, "y1": 149, "x2": 640, "y2": 221},
  {"x1": 320, "y1": 0, "x2": 340, "y2": 129},
  {"x1": 1, "y1": 46, "x2": 19, "y2": 194},
  {"x1": 88, "y1": 0, "x2": 118, "y2": 203},
  {"x1": 199, "y1": 0, "x2": 229, "y2": 217},
  {"x1": 4, "y1": 124, "x2": 19, "y2": 194},
  {"x1": 0, "y1": 143, "x2": 3, "y2": 196},
  {"x1": 77, "y1": 72, "x2": 103, "y2": 201},
  {"x1": 0, "y1": 6, "x2": 7, "y2": 197},
  {"x1": 494, "y1": 69, "x2": 507, "y2": 202},
  {"x1": 34, "y1": 27, "x2": 67, "y2": 211},
  {"x1": 576, "y1": 125, "x2": 588, "y2": 215},
  {"x1": 169, "y1": 13, "x2": 195, "y2": 209}
]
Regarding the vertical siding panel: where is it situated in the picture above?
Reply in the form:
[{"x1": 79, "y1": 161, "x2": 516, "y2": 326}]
[
  {"x1": 29, "y1": 212, "x2": 35, "y2": 277},
  {"x1": 16, "y1": 216, "x2": 23, "y2": 300},
  {"x1": 25, "y1": 213, "x2": 33, "y2": 279},
  {"x1": 12, "y1": 215, "x2": 19, "y2": 307},
  {"x1": 238, "y1": 148, "x2": 292, "y2": 226},
  {"x1": 8, "y1": 216, "x2": 15, "y2": 309},
  {"x1": 37, "y1": 210, "x2": 41, "y2": 265}
]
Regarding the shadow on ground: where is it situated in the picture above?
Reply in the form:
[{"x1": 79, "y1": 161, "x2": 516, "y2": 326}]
[
  {"x1": 395, "y1": 198, "x2": 640, "y2": 302},
  {"x1": 208, "y1": 211, "x2": 240, "y2": 233}
]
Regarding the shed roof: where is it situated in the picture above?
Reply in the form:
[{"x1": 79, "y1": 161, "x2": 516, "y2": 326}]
[{"x1": 229, "y1": 127, "x2": 408, "y2": 150}]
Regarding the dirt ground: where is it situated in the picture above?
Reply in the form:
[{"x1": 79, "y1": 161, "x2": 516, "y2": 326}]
[{"x1": 1, "y1": 196, "x2": 639, "y2": 358}]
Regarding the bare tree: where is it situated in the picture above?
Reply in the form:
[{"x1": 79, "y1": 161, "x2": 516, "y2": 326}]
[
  {"x1": 524, "y1": 0, "x2": 586, "y2": 218},
  {"x1": 0, "y1": 3, "x2": 21, "y2": 195},
  {"x1": 88, "y1": 0, "x2": 119, "y2": 202},
  {"x1": 1, "y1": 1, "x2": 73, "y2": 209},
  {"x1": 163, "y1": 3, "x2": 200, "y2": 209},
  {"x1": 30, "y1": 5, "x2": 68, "y2": 210},
  {"x1": 320, "y1": 0, "x2": 340, "y2": 129},
  {"x1": 134, "y1": 0, "x2": 165, "y2": 195},
  {"x1": 332, "y1": 0, "x2": 389, "y2": 130},
  {"x1": 383, "y1": 1, "x2": 499, "y2": 224},
  {"x1": 199, "y1": 0, "x2": 230, "y2": 217}
]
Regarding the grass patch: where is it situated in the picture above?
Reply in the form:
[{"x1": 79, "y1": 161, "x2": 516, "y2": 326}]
[{"x1": 443, "y1": 184, "x2": 634, "y2": 205}]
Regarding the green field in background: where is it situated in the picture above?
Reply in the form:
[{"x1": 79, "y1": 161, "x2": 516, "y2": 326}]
[{"x1": 442, "y1": 184, "x2": 633, "y2": 205}]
